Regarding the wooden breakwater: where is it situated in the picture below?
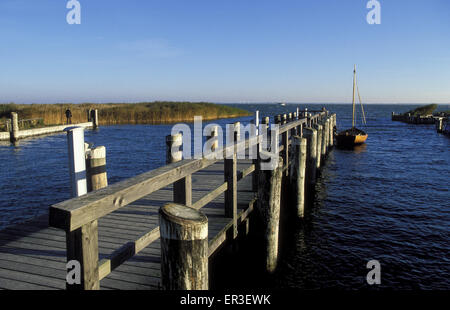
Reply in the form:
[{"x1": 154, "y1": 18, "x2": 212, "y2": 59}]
[
  {"x1": 391, "y1": 112, "x2": 443, "y2": 124},
  {"x1": 0, "y1": 109, "x2": 336, "y2": 290},
  {"x1": 0, "y1": 110, "x2": 99, "y2": 143}
]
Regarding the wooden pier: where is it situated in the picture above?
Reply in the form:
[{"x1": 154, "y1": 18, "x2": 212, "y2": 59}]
[
  {"x1": 0, "y1": 109, "x2": 336, "y2": 290},
  {"x1": 0, "y1": 110, "x2": 99, "y2": 143}
]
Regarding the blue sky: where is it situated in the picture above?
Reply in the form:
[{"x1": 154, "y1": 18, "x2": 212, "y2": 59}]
[{"x1": 1, "y1": 0, "x2": 449, "y2": 104}]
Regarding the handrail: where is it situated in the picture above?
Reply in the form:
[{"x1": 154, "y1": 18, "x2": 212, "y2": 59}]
[{"x1": 49, "y1": 115, "x2": 317, "y2": 232}]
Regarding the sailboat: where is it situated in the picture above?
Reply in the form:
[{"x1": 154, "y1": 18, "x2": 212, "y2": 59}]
[{"x1": 336, "y1": 65, "x2": 368, "y2": 147}]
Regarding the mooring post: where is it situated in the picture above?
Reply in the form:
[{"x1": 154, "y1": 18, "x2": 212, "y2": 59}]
[
  {"x1": 313, "y1": 123, "x2": 322, "y2": 169},
  {"x1": 303, "y1": 127, "x2": 317, "y2": 187},
  {"x1": 65, "y1": 127, "x2": 99, "y2": 290},
  {"x1": 436, "y1": 118, "x2": 444, "y2": 133},
  {"x1": 10, "y1": 112, "x2": 19, "y2": 143},
  {"x1": 282, "y1": 114, "x2": 289, "y2": 175},
  {"x1": 206, "y1": 125, "x2": 219, "y2": 153},
  {"x1": 254, "y1": 110, "x2": 260, "y2": 135},
  {"x1": 167, "y1": 133, "x2": 192, "y2": 206},
  {"x1": 159, "y1": 203, "x2": 208, "y2": 290},
  {"x1": 329, "y1": 115, "x2": 334, "y2": 147},
  {"x1": 257, "y1": 156, "x2": 283, "y2": 273},
  {"x1": 252, "y1": 117, "x2": 259, "y2": 192},
  {"x1": 87, "y1": 109, "x2": 92, "y2": 122},
  {"x1": 322, "y1": 118, "x2": 329, "y2": 157},
  {"x1": 225, "y1": 123, "x2": 238, "y2": 239},
  {"x1": 291, "y1": 136, "x2": 307, "y2": 219},
  {"x1": 85, "y1": 145, "x2": 108, "y2": 192},
  {"x1": 90, "y1": 109, "x2": 99, "y2": 130},
  {"x1": 261, "y1": 116, "x2": 270, "y2": 149}
]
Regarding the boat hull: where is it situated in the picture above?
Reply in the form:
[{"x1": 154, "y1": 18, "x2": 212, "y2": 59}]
[{"x1": 336, "y1": 128, "x2": 368, "y2": 147}]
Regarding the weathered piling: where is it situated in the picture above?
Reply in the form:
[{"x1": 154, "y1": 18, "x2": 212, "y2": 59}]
[
  {"x1": 290, "y1": 136, "x2": 307, "y2": 219},
  {"x1": 225, "y1": 122, "x2": 239, "y2": 239},
  {"x1": 303, "y1": 127, "x2": 317, "y2": 187},
  {"x1": 206, "y1": 125, "x2": 219, "y2": 152},
  {"x1": 87, "y1": 109, "x2": 92, "y2": 122},
  {"x1": 85, "y1": 145, "x2": 108, "y2": 192},
  {"x1": 10, "y1": 112, "x2": 19, "y2": 143},
  {"x1": 257, "y1": 157, "x2": 283, "y2": 273},
  {"x1": 159, "y1": 203, "x2": 209, "y2": 290},
  {"x1": 329, "y1": 115, "x2": 335, "y2": 147},
  {"x1": 436, "y1": 118, "x2": 444, "y2": 133},
  {"x1": 90, "y1": 109, "x2": 99, "y2": 130},
  {"x1": 313, "y1": 124, "x2": 322, "y2": 169},
  {"x1": 166, "y1": 133, "x2": 192, "y2": 206},
  {"x1": 321, "y1": 120, "x2": 327, "y2": 157}
]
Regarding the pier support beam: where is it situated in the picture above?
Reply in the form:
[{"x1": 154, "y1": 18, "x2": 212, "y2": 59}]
[
  {"x1": 225, "y1": 123, "x2": 239, "y2": 239},
  {"x1": 257, "y1": 157, "x2": 283, "y2": 273},
  {"x1": 313, "y1": 124, "x2": 322, "y2": 169},
  {"x1": 329, "y1": 115, "x2": 335, "y2": 147},
  {"x1": 159, "y1": 203, "x2": 209, "y2": 290},
  {"x1": 303, "y1": 128, "x2": 317, "y2": 188},
  {"x1": 321, "y1": 120, "x2": 327, "y2": 157},
  {"x1": 290, "y1": 136, "x2": 307, "y2": 219}
]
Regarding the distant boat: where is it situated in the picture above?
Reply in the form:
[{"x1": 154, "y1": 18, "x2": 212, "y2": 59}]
[
  {"x1": 336, "y1": 65, "x2": 368, "y2": 147},
  {"x1": 279, "y1": 102, "x2": 286, "y2": 106}
]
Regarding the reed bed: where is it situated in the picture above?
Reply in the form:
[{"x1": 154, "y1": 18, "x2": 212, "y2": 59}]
[{"x1": 0, "y1": 102, "x2": 250, "y2": 129}]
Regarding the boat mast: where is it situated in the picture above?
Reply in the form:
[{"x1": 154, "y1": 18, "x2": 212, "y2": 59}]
[{"x1": 352, "y1": 65, "x2": 356, "y2": 128}]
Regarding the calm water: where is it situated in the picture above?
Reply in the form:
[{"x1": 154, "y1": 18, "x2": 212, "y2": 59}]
[{"x1": 0, "y1": 104, "x2": 449, "y2": 289}]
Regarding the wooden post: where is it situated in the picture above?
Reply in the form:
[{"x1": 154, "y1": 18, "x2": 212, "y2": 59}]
[
  {"x1": 281, "y1": 114, "x2": 288, "y2": 175},
  {"x1": 225, "y1": 123, "x2": 238, "y2": 239},
  {"x1": 257, "y1": 156, "x2": 283, "y2": 273},
  {"x1": 303, "y1": 128, "x2": 317, "y2": 187},
  {"x1": 87, "y1": 109, "x2": 92, "y2": 122},
  {"x1": 329, "y1": 115, "x2": 335, "y2": 147},
  {"x1": 91, "y1": 109, "x2": 99, "y2": 129},
  {"x1": 291, "y1": 113, "x2": 297, "y2": 136},
  {"x1": 274, "y1": 114, "x2": 281, "y2": 125},
  {"x1": 206, "y1": 125, "x2": 219, "y2": 152},
  {"x1": 313, "y1": 124, "x2": 322, "y2": 169},
  {"x1": 159, "y1": 203, "x2": 208, "y2": 290},
  {"x1": 85, "y1": 146, "x2": 108, "y2": 192},
  {"x1": 254, "y1": 110, "x2": 260, "y2": 135},
  {"x1": 65, "y1": 127, "x2": 99, "y2": 290},
  {"x1": 167, "y1": 134, "x2": 192, "y2": 206},
  {"x1": 67, "y1": 128, "x2": 88, "y2": 197},
  {"x1": 291, "y1": 136, "x2": 307, "y2": 219},
  {"x1": 322, "y1": 118, "x2": 329, "y2": 156},
  {"x1": 252, "y1": 116, "x2": 259, "y2": 192},
  {"x1": 436, "y1": 118, "x2": 444, "y2": 133},
  {"x1": 10, "y1": 112, "x2": 19, "y2": 143}
]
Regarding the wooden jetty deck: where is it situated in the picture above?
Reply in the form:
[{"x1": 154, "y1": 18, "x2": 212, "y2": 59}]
[
  {"x1": 0, "y1": 161, "x2": 254, "y2": 290},
  {"x1": 0, "y1": 109, "x2": 336, "y2": 290}
]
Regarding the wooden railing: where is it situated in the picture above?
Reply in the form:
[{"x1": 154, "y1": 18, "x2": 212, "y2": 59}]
[{"x1": 49, "y1": 109, "x2": 333, "y2": 290}]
